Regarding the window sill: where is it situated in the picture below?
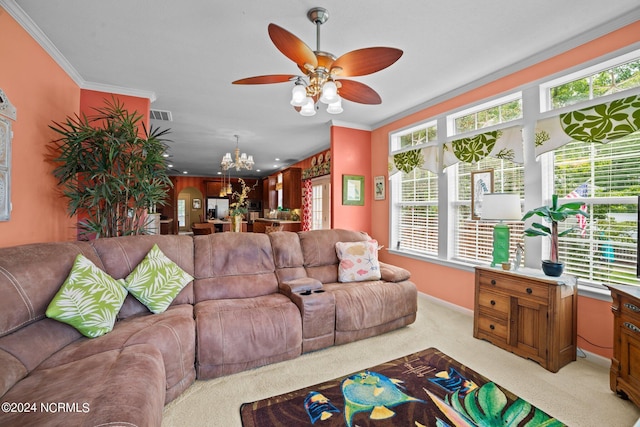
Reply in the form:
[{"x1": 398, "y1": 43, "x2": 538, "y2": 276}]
[{"x1": 387, "y1": 249, "x2": 613, "y2": 302}]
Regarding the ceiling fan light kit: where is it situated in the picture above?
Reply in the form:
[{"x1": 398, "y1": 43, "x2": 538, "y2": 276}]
[{"x1": 233, "y1": 7, "x2": 402, "y2": 117}]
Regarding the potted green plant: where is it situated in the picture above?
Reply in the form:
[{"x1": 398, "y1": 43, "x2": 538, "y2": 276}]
[
  {"x1": 48, "y1": 96, "x2": 172, "y2": 239},
  {"x1": 521, "y1": 194, "x2": 589, "y2": 276}
]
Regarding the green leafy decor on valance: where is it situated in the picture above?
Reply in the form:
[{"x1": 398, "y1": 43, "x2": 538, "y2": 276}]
[
  {"x1": 388, "y1": 125, "x2": 522, "y2": 176},
  {"x1": 535, "y1": 94, "x2": 640, "y2": 156},
  {"x1": 388, "y1": 145, "x2": 439, "y2": 176},
  {"x1": 443, "y1": 125, "x2": 523, "y2": 168}
]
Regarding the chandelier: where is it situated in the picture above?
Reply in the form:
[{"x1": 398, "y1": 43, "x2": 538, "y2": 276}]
[
  {"x1": 290, "y1": 74, "x2": 342, "y2": 117},
  {"x1": 221, "y1": 135, "x2": 254, "y2": 172}
]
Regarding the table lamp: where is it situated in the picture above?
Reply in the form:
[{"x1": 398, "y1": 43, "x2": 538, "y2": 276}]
[{"x1": 480, "y1": 193, "x2": 522, "y2": 267}]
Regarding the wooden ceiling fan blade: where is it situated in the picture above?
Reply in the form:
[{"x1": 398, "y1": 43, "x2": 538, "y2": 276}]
[
  {"x1": 232, "y1": 75, "x2": 297, "y2": 85},
  {"x1": 331, "y1": 47, "x2": 403, "y2": 77},
  {"x1": 268, "y1": 24, "x2": 318, "y2": 69},
  {"x1": 337, "y1": 80, "x2": 382, "y2": 104}
]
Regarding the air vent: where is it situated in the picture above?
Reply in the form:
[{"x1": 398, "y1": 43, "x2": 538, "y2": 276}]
[{"x1": 150, "y1": 109, "x2": 173, "y2": 121}]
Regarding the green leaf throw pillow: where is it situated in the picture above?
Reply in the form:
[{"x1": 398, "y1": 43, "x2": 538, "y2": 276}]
[
  {"x1": 46, "y1": 254, "x2": 127, "y2": 338},
  {"x1": 124, "y1": 244, "x2": 193, "y2": 314}
]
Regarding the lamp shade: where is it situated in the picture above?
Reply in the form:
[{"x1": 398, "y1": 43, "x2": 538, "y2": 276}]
[{"x1": 481, "y1": 193, "x2": 522, "y2": 221}]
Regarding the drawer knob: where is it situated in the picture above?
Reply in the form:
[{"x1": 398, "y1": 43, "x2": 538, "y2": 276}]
[
  {"x1": 624, "y1": 322, "x2": 640, "y2": 333},
  {"x1": 526, "y1": 288, "x2": 533, "y2": 294},
  {"x1": 489, "y1": 324, "x2": 495, "y2": 330},
  {"x1": 624, "y1": 303, "x2": 640, "y2": 313},
  {"x1": 490, "y1": 300, "x2": 496, "y2": 306},
  {"x1": 491, "y1": 279, "x2": 496, "y2": 285}
]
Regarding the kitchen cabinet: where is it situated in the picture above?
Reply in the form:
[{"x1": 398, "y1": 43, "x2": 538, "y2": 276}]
[
  {"x1": 281, "y1": 167, "x2": 301, "y2": 210},
  {"x1": 607, "y1": 284, "x2": 640, "y2": 407},
  {"x1": 473, "y1": 266, "x2": 577, "y2": 372}
]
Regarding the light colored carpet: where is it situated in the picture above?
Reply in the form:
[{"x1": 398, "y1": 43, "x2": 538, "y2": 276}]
[{"x1": 162, "y1": 293, "x2": 640, "y2": 426}]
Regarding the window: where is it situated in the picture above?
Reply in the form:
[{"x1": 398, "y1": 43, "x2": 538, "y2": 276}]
[
  {"x1": 453, "y1": 157, "x2": 524, "y2": 264},
  {"x1": 542, "y1": 50, "x2": 640, "y2": 111},
  {"x1": 311, "y1": 183, "x2": 323, "y2": 230},
  {"x1": 390, "y1": 122, "x2": 438, "y2": 256},
  {"x1": 449, "y1": 93, "x2": 522, "y2": 135},
  {"x1": 553, "y1": 131, "x2": 640, "y2": 286}
]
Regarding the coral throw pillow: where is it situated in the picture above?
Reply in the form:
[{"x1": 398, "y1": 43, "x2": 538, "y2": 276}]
[
  {"x1": 124, "y1": 244, "x2": 193, "y2": 314},
  {"x1": 46, "y1": 254, "x2": 127, "y2": 338},
  {"x1": 335, "y1": 240, "x2": 381, "y2": 282}
]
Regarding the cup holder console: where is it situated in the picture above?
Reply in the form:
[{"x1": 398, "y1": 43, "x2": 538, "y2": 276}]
[{"x1": 299, "y1": 289, "x2": 325, "y2": 296}]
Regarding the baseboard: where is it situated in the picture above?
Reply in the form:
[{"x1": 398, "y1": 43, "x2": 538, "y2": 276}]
[
  {"x1": 419, "y1": 292, "x2": 613, "y2": 369},
  {"x1": 418, "y1": 292, "x2": 473, "y2": 317},
  {"x1": 578, "y1": 347, "x2": 611, "y2": 369}
]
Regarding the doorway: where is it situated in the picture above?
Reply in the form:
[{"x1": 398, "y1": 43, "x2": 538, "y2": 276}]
[
  {"x1": 177, "y1": 187, "x2": 204, "y2": 233},
  {"x1": 311, "y1": 176, "x2": 331, "y2": 230}
]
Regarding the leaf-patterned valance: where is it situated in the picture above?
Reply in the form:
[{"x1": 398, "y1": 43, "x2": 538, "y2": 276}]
[
  {"x1": 388, "y1": 145, "x2": 439, "y2": 176},
  {"x1": 443, "y1": 125, "x2": 523, "y2": 168},
  {"x1": 535, "y1": 94, "x2": 640, "y2": 156}
]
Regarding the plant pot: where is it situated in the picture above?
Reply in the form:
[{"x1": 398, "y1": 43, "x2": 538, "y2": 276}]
[
  {"x1": 231, "y1": 215, "x2": 243, "y2": 232},
  {"x1": 541, "y1": 260, "x2": 564, "y2": 277}
]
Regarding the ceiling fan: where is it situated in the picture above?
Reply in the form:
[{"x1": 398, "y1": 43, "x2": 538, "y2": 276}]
[{"x1": 232, "y1": 7, "x2": 403, "y2": 116}]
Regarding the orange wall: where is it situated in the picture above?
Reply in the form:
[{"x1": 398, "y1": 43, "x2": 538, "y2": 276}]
[
  {"x1": 331, "y1": 126, "x2": 372, "y2": 234},
  {"x1": 0, "y1": 8, "x2": 79, "y2": 247},
  {"x1": 373, "y1": 21, "x2": 640, "y2": 358}
]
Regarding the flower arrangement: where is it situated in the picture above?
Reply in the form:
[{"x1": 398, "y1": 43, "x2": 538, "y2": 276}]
[{"x1": 229, "y1": 178, "x2": 253, "y2": 217}]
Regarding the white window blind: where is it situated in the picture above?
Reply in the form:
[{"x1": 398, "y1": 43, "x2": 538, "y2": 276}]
[
  {"x1": 454, "y1": 157, "x2": 525, "y2": 264},
  {"x1": 554, "y1": 131, "x2": 640, "y2": 286}
]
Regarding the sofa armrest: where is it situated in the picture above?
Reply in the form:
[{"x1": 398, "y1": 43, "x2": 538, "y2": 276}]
[
  {"x1": 379, "y1": 262, "x2": 411, "y2": 282},
  {"x1": 279, "y1": 277, "x2": 323, "y2": 296}
]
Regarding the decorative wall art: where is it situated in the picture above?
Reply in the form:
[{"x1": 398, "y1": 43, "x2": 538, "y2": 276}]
[
  {"x1": 374, "y1": 176, "x2": 385, "y2": 200},
  {"x1": 192, "y1": 198, "x2": 201, "y2": 210},
  {"x1": 471, "y1": 169, "x2": 494, "y2": 220},
  {"x1": 342, "y1": 175, "x2": 364, "y2": 206},
  {"x1": 0, "y1": 89, "x2": 16, "y2": 222}
]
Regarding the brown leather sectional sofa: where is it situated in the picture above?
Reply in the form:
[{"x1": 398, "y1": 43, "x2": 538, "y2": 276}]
[{"x1": 0, "y1": 229, "x2": 417, "y2": 426}]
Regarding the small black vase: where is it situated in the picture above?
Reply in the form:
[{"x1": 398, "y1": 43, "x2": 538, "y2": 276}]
[{"x1": 542, "y1": 260, "x2": 564, "y2": 277}]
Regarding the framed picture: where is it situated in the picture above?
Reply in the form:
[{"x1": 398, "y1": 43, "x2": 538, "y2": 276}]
[
  {"x1": 342, "y1": 175, "x2": 364, "y2": 206},
  {"x1": 374, "y1": 176, "x2": 385, "y2": 200},
  {"x1": 471, "y1": 169, "x2": 494, "y2": 220},
  {"x1": 192, "y1": 198, "x2": 201, "y2": 210}
]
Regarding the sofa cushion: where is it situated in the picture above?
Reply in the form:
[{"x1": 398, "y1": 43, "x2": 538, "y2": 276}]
[
  {"x1": 91, "y1": 235, "x2": 195, "y2": 319},
  {"x1": 298, "y1": 229, "x2": 370, "y2": 283},
  {"x1": 46, "y1": 254, "x2": 127, "y2": 338},
  {"x1": 124, "y1": 244, "x2": 193, "y2": 314},
  {"x1": 0, "y1": 344, "x2": 166, "y2": 426},
  {"x1": 194, "y1": 293, "x2": 302, "y2": 379},
  {"x1": 323, "y1": 280, "x2": 417, "y2": 344},
  {"x1": 335, "y1": 239, "x2": 381, "y2": 282},
  {"x1": 193, "y1": 233, "x2": 278, "y2": 301},
  {"x1": 0, "y1": 241, "x2": 101, "y2": 338},
  {"x1": 38, "y1": 304, "x2": 196, "y2": 404}
]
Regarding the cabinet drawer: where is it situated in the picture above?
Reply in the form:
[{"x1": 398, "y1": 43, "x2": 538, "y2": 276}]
[
  {"x1": 477, "y1": 290, "x2": 510, "y2": 318},
  {"x1": 478, "y1": 271, "x2": 548, "y2": 303},
  {"x1": 476, "y1": 315, "x2": 508, "y2": 342},
  {"x1": 620, "y1": 295, "x2": 640, "y2": 323}
]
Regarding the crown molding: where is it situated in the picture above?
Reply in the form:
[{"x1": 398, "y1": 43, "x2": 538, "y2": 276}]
[
  {"x1": 328, "y1": 119, "x2": 371, "y2": 131},
  {"x1": 375, "y1": 7, "x2": 640, "y2": 129},
  {"x1": 1, "y1": 0, "x2": 156, "y2": 102}
]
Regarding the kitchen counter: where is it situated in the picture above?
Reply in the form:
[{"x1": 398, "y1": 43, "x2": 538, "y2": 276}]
[
  {"x1": 252, "y1": 218, "x2": 301, "y2": 233},
  {"x1": 254, "y1": 218, "x2": 301, "y2": 224}
]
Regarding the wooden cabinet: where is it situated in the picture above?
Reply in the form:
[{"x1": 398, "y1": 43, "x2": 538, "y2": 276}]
[
  {"x1": 281, "y1": 167, "x2": 301, "y2": 210},
  {"x1": 473, "y1": 266, "x2": 577, "y2": 372},
  {"x1": 607, "y1": 284, "x2": 640, "y2": 407}
]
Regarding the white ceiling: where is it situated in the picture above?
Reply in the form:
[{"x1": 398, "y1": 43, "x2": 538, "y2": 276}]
[{"x1": 6, "y1": 0, "x2": 640, "y2": 177}]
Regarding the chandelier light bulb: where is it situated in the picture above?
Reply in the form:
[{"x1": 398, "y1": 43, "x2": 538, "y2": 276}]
[
  {"x1": 290, "y1": 84, "x2": 307, "y2": 106},
  {"x1": 320, "y1": 81, "x2": 338, "y2": 104},
  {"x1": 327, "y1": 98, "x2": 343, "y2": 114},
  {"x1": 300, "y1": 97, "x2": 316, "y2": 116}
]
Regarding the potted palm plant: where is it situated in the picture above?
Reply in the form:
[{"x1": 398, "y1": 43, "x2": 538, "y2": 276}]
[
  {"x1": 521, "y1": 194, "x2": 589, "y2": 276},
  {"x1": 48, "y1": 96, "x2": 172, "y2": 239}
]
